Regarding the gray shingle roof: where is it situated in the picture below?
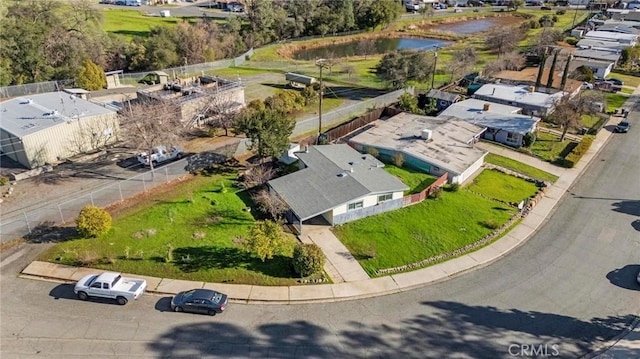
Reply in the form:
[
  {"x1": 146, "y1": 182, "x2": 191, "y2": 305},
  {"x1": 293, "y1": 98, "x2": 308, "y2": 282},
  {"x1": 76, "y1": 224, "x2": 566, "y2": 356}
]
[
  {"x1": 473, "y1": 84, "x2": 564, "y2": 108},
  {"x1": 426, "y1": 89, "x2": 460, "y2": 103},
  {"x1": 268, "y1": 144, "x2": 408, "y2": 221},
  {"x1": 574, "y1": 49, "x2": 622, "y2": 62}
]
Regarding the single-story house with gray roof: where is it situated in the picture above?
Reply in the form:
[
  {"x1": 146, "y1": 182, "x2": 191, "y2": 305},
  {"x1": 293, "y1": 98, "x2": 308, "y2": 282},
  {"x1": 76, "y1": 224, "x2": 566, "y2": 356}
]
[
  {"x1": 268, "y1": 144, "x2": 409, "y2": 232},
  {"x1": 573, "y1": 48, "x2": 622, "y2": 66},
  {"x1": 0, "y1": 92, "x2": 119, "y2": 169},
  {"x1": 423, "y1": 89, "x2": 461, "y2": 113},
  {"x1": 472, "y1": 83, "x2": 565, "y2": 117},
  {"x1": 348, "y1": 112, "x2": 487, "y2": 184},
  {"x1": 438, "y1": 99, "x2": 540, "y2": 148}
]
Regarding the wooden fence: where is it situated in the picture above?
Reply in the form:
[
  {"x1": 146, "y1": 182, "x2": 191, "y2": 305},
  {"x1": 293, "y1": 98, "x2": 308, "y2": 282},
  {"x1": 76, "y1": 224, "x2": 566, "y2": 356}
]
[{"x1": 402, "y1": 173, "x2": 448, "y2": 207}]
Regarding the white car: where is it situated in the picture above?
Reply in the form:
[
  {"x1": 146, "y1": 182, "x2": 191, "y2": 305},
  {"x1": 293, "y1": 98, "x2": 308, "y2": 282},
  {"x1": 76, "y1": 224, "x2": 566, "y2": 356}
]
[
  {"x1": 137, "y1": 145, "x2": 183, "y2": 167},
  {"x1": 582, "y1": 82, "x2": 594, "y2": 90},
  {"x1": 74, "y1": 272, "x2": 147, "y2": 305}
]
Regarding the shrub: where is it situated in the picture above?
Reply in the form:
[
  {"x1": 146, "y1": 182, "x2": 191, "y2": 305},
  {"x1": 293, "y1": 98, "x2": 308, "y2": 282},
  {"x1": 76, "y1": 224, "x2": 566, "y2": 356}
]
[
  {"x1": 244, "y1": 220, "x2": 287, "y2": 261},
  {"x1": 76, "y1": 205, "x2": 112, "y2": 238},
  {"x1": 165, "y1": 244, "x2": 174, "y2": 263},
  {"x1": 292, "y1": 243, "x2": 325, "y2": 277},
  {"x1": 480, "y1": 220, "x2": 500, "y2": 230},
  {"x1": 449, "y1": 183, "x2": 460, "y2": 192},
  {"x1": 0, "y1": 176, "x2": 9, "y2": 186},
  {"x1": 366, "y1": 147, "x2": 379, "y2": 157},
  {"x1": 523, "y1": 132, "x2": 536, "y2": 147},
  {"x1": 392, "y1": 153, "x2": 405, "y2": 167},
  {"x1": 556, "y1": 9, "x2": 566, "y2": 15},
  {"x1": 429, "y1": 187, "x2": 443, "y2": 199},
  {"x1": 564, "y1": 135, "x2": 594, "y2": 168},
  {"x1": 565, "y1": 37, "x2": 578, "y2": 46}
]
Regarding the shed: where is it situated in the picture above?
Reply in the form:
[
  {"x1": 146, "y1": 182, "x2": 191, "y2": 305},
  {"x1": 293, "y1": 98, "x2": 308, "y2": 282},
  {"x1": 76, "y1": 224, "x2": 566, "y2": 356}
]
[
  {"x1": 104, "y1": 70, "x2": 123, "y2": 89},
  {"x1": 285, "y1": 72, "x2": 317, "y2": 88}
]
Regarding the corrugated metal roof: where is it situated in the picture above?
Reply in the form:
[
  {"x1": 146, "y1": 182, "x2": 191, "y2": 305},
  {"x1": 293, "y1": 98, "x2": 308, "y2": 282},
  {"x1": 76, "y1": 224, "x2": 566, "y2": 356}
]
[
  {"x1": 473, "y1": 84, "x2": 564, "y2": 108},
  {"x1": 268, "y1": 144, "x2": 408, "y2": 221},
  {"x1": 426, "y1": 89, "x2": 460, "y2": 103},
  {"x1": 0, "y1": 92, "x2": 116, "y2": 138}
]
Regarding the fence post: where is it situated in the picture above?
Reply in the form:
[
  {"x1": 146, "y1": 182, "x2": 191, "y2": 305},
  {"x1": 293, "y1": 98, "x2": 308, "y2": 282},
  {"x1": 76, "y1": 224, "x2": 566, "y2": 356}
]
[
  {"x1": 23, "y1": 211, "x2": 32, "y2": 234},
  {"x1": 119, "y1": 182, "x2": 124, "y2": 201},
  {"x1": 58, "y1": 204, "x2": 65, "y2": 223}
]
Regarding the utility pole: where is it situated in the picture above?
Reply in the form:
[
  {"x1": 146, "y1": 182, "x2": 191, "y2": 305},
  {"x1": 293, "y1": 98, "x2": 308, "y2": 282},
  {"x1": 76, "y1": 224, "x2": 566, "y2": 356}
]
[
  {"x1": 431, "y1": 48, "x2": 439, "y2": 90},
  {"x1": 316, "y1": 59, "x2": 329, "y2": 144}
]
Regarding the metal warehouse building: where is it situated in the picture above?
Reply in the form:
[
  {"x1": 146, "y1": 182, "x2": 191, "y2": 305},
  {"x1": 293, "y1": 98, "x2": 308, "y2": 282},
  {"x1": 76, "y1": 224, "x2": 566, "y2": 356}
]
[{"x1": 0, "y1": 91, "x2": 119, "y2": 169}]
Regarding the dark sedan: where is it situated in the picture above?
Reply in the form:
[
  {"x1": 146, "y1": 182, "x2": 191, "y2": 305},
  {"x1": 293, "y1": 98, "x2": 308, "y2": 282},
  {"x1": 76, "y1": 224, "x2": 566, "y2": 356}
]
[
  {"x1": 615, "y1": 121, "x2": 630, "y2": 133},
  {"x1": 171, "y1": 289, "x2": 228, "y2": 316}
]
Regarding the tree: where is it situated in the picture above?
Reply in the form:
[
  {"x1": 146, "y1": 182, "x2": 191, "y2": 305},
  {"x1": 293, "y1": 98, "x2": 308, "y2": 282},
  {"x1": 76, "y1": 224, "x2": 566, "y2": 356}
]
[
  {"x1": 376, "y1": 50, "x2": 435, "y2": 89},
  {"x1": 76, "y1": 205, "x2": 112, "y2": 238},
  {"x1": 572, "y1": 65, "x2": 595, "y2": 83},
  {"x1": 242, "y1": 164, "x2": 276, "y2": 188},
  {"x1": 119, "y1": 97, "x2": 186, "y2": 172},
  {"x1": 446, "y1": 47, "x2": 477, "y2": 83},
  {"x1": 357, "y1": 38, "x2": 377, "y2": 59},
  {"x1": 509, "y1": 0, "x2": 525, "y2": 10},
  {"x1": 244, "y1": 220, "x2": 287, "y2": 261},
  {"x1": 76, "y1": 58, "x2": 106, "y2": 91},
  {"x1": 483, "y1": 52, "x2": 526, "y2": 75},
  {"x1": 252, "y1": 188, "x2": 288, "y2": 220},
  {"x1": 485, "y1": 27, "x2": 524, "y2": 55},
  {"x1": 398, "y1": 92, "x2": 424, "y2": 115},
  {"x1": 233, "y1": 102, "x2": 296, "y2": 160},
  {"x1": 419, "y1": 4, "x2": 435, "y2": 18},
  {"x1": 292, "y1": 243, "x2": 325, "y2": 277},
  {"x1": 621, "y1": 45, "x2": 640, "y2": 66},
  {"x1": 549, "y1": 93, "x2": 602, "y2": 141},
  {"x1": 546, "y1": 50, "x2": 559, "y2": 88},
  {"x1": 354, "y1": 0, "x2": 402, "y2": 29}
]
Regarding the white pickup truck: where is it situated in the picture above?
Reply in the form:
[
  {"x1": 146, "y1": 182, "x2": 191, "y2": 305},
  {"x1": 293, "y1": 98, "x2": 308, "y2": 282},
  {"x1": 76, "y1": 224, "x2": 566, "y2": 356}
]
[
  {"x1": 74, "y1": 272, "x2": 147, "y2": 305},
  {"x1": 137, "y1": 145, "x2": 183, "y2": 167}
]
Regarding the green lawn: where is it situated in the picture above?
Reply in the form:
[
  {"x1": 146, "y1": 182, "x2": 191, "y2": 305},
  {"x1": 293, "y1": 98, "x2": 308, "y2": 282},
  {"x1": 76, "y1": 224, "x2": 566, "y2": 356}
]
[
  {"x1": 383, "y1": 164, "x2": 438, "y2": 194},
  {"x1": 39, "y1": 174, "x2": 302, "y2": 286},
  {"x1": 484, "y1": 153, "x2": 558, "y2": 183},
  {"x1": 604, "y1": 93, "x2": 629, "y2": 112},
  {"x1": 332, "y1": 190, "x2": 516, "y2": 276},
  {"x1": 529, "y1": 131, "x2": 574, "y2": 162},
  {"x1": 466, "y1": 169, "x2": 539, "y2": 203},
  {"x1": 101, "y1": 9, "x2": 200, "y2": 39},
  {"x1": 581, "y1": 114, "x2": 601, "y2": 128},
  {"x1": 607, "y1": 72, "x2": 640, "y2": 88}
]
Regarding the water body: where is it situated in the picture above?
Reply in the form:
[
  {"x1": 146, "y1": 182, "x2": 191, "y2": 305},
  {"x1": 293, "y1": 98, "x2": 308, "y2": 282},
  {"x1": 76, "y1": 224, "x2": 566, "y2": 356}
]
[
  {"x1": 292, "y1": 18, "x2": 505, "y2": 60},
  {"x1": 435, "y1": 19, "x2": 498, "y2": 34},
  {"x1": 292, "y1": 37, "x2": 452, "y2": 60}
]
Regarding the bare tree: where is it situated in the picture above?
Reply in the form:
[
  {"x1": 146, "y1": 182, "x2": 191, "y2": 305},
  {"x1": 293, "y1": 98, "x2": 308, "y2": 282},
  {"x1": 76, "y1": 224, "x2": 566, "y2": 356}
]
[
  {"x1": 357, "y1": 39, "x2": 376, "y2": 59},
  {"x1": 119, "y1": 97, "x2": 186, "y2": 172},
  {"x1": 549, "y1": 93, "x2": 603, "y2": 141},
  {"x1": 203, "y1": 89, "x2": 243, "y2": 136},
  {"x1": 67, "y1": 117, "x2": 120, "y2": 155},
  {"x1": 242, "y1": 163, "x2": 276, "y2": 188},
  {"x1": 252, "y1": 188, "x2": 288, "y2": 220},
  {"x1": 446, "y1": 47, "x2": 477, "y2": 83},
  {"x1": 485, "y1": 27, "x2": 524, "y2": 55},
  {"x1": 483, "y1": 52, "x2": 526, "y2": 75}
]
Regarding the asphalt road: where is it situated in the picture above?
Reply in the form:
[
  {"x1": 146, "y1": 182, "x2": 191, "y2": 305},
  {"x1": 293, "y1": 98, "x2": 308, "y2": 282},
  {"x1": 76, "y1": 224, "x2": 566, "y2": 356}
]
[{"x1": 1, "y1": 106, "x2": 639, "y2": 358}]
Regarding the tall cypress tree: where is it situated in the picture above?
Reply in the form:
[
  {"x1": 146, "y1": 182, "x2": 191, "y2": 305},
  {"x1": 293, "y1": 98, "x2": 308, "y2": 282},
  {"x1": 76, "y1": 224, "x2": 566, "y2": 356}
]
[
  {"x1": 535, "y1": 47, "x2": 548, "y2": 91},
  {"x1": 547, "y1": 50, "x2": 559, "y2": 89}
]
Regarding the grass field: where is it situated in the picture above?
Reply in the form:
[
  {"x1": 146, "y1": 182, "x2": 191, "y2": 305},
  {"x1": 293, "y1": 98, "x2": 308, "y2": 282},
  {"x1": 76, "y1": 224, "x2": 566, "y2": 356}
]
[
  {"x1": 607, "y1": 73, "x2": 640, "y2": 88},
  {"x1": 39, "y1": 173, "x2": 303, "y2": 286},
  {"x1": 484, "y1": 153, "x2": 558, "y2": 183},
  {"x1": 101, "y1": 9, "x2": 202, "y2": 39},
  {"x1": 466, "y1": 169, "x2": 539, "y2": 203},
  {"x1": 383, "y1": 165, "x2": 438, "y2": 194},
  {"x1": 604, "y1": 93, "x2": 629, "y2": 112},
  {"x1": 529, "y1": 131, "x2": 574, "y2": 162},
  {"x1": 332, "y1": 190, "x2": 516, "y2": 276}
]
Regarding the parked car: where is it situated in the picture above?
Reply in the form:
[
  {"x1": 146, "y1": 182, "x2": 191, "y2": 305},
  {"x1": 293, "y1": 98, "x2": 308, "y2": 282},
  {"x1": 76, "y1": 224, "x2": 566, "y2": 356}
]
[
  {"x1": 614, "y1": 121, "x2": 630, "y2": 133},
  {"x1": 582, "y1": 82, "x2": 594, "y2": 90},
  {"x1": 607, "y1": 78, "x2": 624, "y2": 86},
  {"x1": 137, "y1": 145, "x2": 183, "y2": 167},
  {"x1": 454, "y1": 8, "x2": 463, "y2": 12},
  {"x1": 637, "y1": 269, "x2": 640, "y2": 285},
  {"x1": 171, "y1": 289, "x2": 228, "y2": 316},
  {"x1": 74, "y1": 272, "x2": 147, "y2": 305},
  {"x1": 594, "y1": 81, "x2": 622, "y2": 93}
]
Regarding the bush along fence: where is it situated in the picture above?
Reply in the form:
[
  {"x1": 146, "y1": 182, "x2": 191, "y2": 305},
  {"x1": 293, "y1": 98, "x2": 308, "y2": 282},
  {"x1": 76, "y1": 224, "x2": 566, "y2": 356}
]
[
  {"x1": 375, "y1": 166, "x2": 550, "y2": 276},
  {"x1": 556, "y1": 135, "x2": 595, "y2": 168}
]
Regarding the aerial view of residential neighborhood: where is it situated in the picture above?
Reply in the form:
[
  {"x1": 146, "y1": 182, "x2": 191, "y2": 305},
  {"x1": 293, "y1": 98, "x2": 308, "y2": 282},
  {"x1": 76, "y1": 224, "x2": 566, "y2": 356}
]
[{"x1": 1, "y1": 0, "x2": 639, "y2": 358}]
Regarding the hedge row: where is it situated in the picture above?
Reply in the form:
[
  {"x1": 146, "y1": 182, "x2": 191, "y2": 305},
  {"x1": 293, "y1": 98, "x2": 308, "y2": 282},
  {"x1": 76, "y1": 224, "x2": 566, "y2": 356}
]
[{"x1": 560, "y1": 136, "x2": 594, "y2": 168}]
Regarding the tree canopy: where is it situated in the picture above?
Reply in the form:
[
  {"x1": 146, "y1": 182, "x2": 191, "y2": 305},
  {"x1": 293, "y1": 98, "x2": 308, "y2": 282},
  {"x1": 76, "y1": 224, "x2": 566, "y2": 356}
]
[{"x1": 375, "y1": 50, "x2": 435, "y2": 89}]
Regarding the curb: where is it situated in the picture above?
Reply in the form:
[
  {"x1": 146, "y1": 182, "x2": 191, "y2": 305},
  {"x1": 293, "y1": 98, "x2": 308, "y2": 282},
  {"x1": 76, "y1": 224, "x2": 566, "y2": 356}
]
[{"x1": 581, "y1": 316, "x2": 640, "y2": 359}]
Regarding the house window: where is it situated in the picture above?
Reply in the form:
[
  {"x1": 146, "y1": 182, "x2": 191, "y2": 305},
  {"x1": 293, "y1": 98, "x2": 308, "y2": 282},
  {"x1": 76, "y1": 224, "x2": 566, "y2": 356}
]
[
  {"x1": 378, "y1": 193, "x2": 393, "y2": 203},
  {"x1": 506, "y1": 132, "x2": 519, "y2": 143},
  {"x1": 348, "y1": 201, "x2": 363, "y2": 211}
]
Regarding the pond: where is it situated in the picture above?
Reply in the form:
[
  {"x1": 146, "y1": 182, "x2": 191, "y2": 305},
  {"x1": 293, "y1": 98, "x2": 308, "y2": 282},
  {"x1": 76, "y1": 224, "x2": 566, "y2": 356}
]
[
  {"x1": 434, "y1": 19, "x2": 500, "y2": 34},
  {"x1": 292, "y1": 37, "x2": 452, "y2": 60}
]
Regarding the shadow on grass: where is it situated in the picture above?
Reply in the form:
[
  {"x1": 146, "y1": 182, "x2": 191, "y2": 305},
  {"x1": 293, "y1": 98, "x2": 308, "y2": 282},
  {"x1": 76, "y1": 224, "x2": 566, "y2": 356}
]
[
  {"x1": 173, "y1": 246, "x2": 295, "y2": 278},
  {"x1": 24, "y1": 222, "x2": 82, "y2": 243}
]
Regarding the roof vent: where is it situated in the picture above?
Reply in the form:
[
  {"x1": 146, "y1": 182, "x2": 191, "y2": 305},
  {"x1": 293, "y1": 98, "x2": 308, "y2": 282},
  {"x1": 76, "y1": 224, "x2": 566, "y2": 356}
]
[
  {"x1": 483, "y1": 103, "x2": 490, "y2": 111},
  {"x1": 421, "y1": 129, "x2": 433, "y2": 140},
  {"x1": 337, "y1": 172, "x2": 348, "y2": 178}
]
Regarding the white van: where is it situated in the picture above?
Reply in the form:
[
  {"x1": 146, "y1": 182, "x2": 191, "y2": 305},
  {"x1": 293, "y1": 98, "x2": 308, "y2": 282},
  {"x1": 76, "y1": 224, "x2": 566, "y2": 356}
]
[{"x1": 125, "y1": 0, "x2": 141, "y2": 6}]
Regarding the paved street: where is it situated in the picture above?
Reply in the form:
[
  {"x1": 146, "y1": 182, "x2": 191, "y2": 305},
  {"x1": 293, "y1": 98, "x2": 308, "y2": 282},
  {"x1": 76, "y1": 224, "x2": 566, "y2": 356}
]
[{"x1": 2, "y1": 99, "x2": 639, "y2": 357}]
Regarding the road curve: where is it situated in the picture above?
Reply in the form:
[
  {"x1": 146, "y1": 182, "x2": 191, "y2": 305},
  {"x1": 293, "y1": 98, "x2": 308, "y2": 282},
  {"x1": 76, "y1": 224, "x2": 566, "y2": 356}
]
[{"x1": 1, "y1": 113, "x2": 639, "y2": 358}]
